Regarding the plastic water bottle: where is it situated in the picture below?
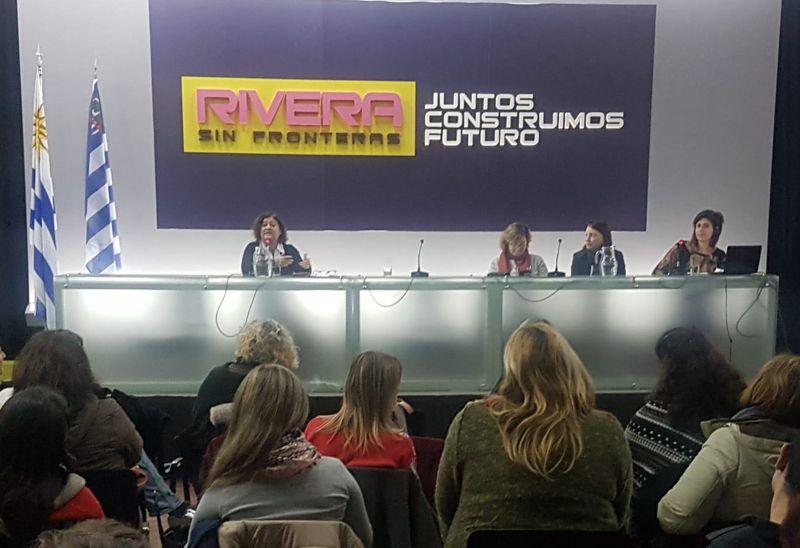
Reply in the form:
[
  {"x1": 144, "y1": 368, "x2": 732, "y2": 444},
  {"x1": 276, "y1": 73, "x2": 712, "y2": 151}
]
[
  {"x1": 253, "y1": 246, "x2": 273, "y2": 277},
  {"x1": 596, "y1": 246, "x2": 618, "y2": 277}
]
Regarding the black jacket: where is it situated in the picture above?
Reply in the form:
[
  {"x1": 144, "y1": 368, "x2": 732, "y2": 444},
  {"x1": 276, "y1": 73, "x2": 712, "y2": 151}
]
[
  {"x1": 240, "y1": 241, "x2": 310, "y2": 276},
  {"x1": 570, "y1": 247, "x2": 627, "y2": 276}
]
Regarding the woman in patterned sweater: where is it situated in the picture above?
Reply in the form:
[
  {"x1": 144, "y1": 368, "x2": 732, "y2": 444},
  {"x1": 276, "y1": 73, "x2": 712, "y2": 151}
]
[{"x1": 624, "y1": 327, "x2": 745, "y2": 541}]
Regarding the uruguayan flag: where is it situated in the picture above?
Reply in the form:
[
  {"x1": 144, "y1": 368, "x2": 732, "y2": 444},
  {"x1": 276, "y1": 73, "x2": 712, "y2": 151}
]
[
  {"x1": 84, "y1": 76, "x2": 122, "y2": 274},
  {"x1": 29, "y1": 57, "x2": 58, "y2": 328}
]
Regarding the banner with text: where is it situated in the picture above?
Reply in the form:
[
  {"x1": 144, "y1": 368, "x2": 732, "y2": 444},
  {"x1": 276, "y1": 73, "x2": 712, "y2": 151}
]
[{"x1": 150, "y1": 0, "x2": 656, "y2": 231}]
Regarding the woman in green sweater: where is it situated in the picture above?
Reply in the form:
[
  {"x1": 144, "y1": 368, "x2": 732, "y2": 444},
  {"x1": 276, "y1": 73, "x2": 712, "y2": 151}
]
[{"x1": 435, "y1": 321, "x2": 633, "y2": 548}]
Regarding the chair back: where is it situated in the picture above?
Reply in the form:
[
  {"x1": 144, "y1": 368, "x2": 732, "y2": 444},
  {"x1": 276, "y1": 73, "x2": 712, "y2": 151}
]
[
  {"x1": 348, "y1": 467, "x2": 441, "y2": 548},
  {"x1": 81, "y1": 469, "x2": 140, "y2": 526},
  {"x1": 410, "y1": 436, "x2": 444, "y2": 508},
  {"x1": 217, "y1": 520, "x2": 364, "y2": 548},
  {"x1": 467, "y1": 529, "x2": 637, "y2": 548}
]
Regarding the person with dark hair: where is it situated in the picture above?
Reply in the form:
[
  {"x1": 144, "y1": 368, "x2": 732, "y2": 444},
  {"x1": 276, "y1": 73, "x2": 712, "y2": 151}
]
[
  {"x1": 0, "y1": 387, "x2": 105, "y2": 544},
  {"x1": 6, "y1": 331, "x2": 194, "y2": 529},
  {"x1": 658, "y1": 353, "x2": 800, "y2": 535},
  {"x1": 240, "y1": 212, "x2": 311, "y2": 276},
  {"x1": 624, "y1": 327, "x2": 745, "y2": 540},
  {"x1": 12, "y1": 330, "x2": 143, "y2": 473},
  {"x1": 653, "y1": 209, "x2": 726, "y2": 275},
  {"x1": 570, "y1": 221, "x2": 627, "y2": 276},
  {"x1": 706, "y1": 436, "x2": 800, "y2": 548}
]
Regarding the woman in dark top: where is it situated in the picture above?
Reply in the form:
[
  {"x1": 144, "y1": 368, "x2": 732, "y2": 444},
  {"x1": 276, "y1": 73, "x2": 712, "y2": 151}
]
[
  {"x1": 653, "y1": 210, "x2": 726, "y2": 275},
  {"x1": 193, "y1": 319, "x2": 300, "y2": 426},
  {"x1": 240, "y1": 212, "x2": 311, "y2": 276},
  {"x1": 570, "y1": 221, "x2": 626, "y2": 276},
  {"x1": 624, "y1": 327, "x2": 745, "y2": 542}
]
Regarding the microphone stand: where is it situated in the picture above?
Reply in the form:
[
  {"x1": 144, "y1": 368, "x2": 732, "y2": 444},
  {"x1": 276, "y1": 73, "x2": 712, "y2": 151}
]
[
  {"x1": 547, "y1": 238, "x2": 566, "y2": 278},
  {"x1": 411, "y1": 238, "x2": 429, "y2": 278}
]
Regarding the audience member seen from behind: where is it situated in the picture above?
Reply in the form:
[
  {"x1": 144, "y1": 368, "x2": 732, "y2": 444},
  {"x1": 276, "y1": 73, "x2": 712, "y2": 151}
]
[
  {"x1": 193, "y1": 319, "x2": 299, "y2": 428},
  {"x1": 191, "y1": 364, "x2": 372, "y2": 547},
  {"x1": 659, "y1": 353, "x2": 800, "y2": 536},
  {"x1": 0, "y1": 387, "x2": 104, "y2": 544},
  {"x1": 12, "y1": 330, "x2": 142, "y2": 473},
  {"x1": 305, "y1": 351, "x2": 416, "y2": 469},
  {"x1": 436, "y1": 321, "x2": 632, "y2": 548},
  {"x1": 653, "y1": 209, "x2": 726, "y2": 275},
  {"x1": 570, "y1": 221, "x2": 627, "y2": 276},
  {"x1": 706, "y1": 436, "x2": 800, "y2": 548},
  {"x1": 488, "y1": 222, "x2": 548, "y2": 277},
  {"x1": 240, "y1": 212, "x2": 311, "y2": 276},
  {"x1": 35, "y1": 518, "x2": 147, "y2": 548},
  {"x1": 625, "y1": 327, "x2": 745, "y2": 541}
]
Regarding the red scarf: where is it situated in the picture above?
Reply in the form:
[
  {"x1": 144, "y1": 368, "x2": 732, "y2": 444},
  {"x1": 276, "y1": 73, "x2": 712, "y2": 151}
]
[{"x1": 498, "y1": 249, "x2": 532, "y2": 274}]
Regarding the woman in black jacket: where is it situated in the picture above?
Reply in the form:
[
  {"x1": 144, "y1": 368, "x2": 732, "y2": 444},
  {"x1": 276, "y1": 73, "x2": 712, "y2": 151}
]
[{"x1": 240, "y1": 212, "x2": 311, "y2": 276}]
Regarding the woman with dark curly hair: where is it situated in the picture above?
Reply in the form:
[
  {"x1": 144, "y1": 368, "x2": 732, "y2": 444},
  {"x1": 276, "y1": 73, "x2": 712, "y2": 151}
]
[
  {"x1": 624, "y1": 327, "x2": 745, "y2": 540},
  {"x1": 240, "y1": 212, "x2": 311, "y2": 276}
]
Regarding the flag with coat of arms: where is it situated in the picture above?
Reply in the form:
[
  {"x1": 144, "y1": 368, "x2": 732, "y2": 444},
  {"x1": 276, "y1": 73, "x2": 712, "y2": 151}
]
[
  {"x1": 84, "y1": 71, "x2": 122, "y2": 274},
  {"x1": 29, "y1": 49, "x2": 58, "y2": 329}
]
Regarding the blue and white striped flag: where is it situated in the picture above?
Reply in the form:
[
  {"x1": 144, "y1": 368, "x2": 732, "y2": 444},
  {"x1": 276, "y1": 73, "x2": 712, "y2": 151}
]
[
  {"x1": 29, "y1": 54, "x2": 58, "y2": 329},
  {"x1": 84, "y1": 76, "x2": 122, "y2": 274}
]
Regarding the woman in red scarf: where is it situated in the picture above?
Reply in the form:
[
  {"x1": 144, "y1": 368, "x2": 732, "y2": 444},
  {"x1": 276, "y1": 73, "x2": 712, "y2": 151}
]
[{"x1": 489, "y1": 222, "x2": 548, "y2": 277}]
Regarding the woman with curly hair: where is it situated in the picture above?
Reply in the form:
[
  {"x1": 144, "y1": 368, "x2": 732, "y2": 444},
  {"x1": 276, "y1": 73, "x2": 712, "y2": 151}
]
[
  {"x1": 624, "y1": 327, "x2": 745, "y2": 540},
  {"x1": 192, "y1": 319, "x2": 300, "y2": 427},
  {"x1": 659, "y1": 353, "x2": 800, "y2": 535}
]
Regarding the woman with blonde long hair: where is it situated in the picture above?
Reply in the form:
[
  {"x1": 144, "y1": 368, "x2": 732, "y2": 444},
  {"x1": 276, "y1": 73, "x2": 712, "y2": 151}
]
[
  {"x1": 190, "y1": 364, "x2": 372, "y2": 546},
  {"x1": 305, "y1": 351, "x2": 415, "y2": 468},
  {"x1": 436, "y1": 321, "x2": 632, "y2": 548}
]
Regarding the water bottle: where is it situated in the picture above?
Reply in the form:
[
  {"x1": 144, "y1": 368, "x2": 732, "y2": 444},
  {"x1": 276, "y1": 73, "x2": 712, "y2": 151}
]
[
  {"x1": 595, "y1": 245, "x2": 618, "y2": 277},
  {"x1": 253, "y1": 246, "x2": 273, "y2": 277}
]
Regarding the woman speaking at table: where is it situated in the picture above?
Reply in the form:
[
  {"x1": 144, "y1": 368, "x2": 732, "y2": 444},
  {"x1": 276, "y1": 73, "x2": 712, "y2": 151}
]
[
  {"x1": 652, "y1": 210, "x2": 726, "y2": 275},
  {"x1": 240, "y1": 212, "x2": 311, "y2": 276}
]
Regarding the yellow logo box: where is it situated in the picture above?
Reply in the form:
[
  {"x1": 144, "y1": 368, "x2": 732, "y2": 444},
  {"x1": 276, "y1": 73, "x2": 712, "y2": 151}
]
[{"x1": 182, "y1": 76, "x2": 415, "y2": 156}]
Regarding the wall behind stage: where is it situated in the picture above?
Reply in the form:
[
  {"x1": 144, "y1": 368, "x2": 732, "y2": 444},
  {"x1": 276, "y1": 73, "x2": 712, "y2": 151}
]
[{"x1": 17, "y1": 0, "x2": 780, "y2": 279}]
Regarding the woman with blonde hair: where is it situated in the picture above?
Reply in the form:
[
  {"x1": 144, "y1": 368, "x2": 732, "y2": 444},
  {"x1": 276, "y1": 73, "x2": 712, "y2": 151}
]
[
  {"x1": 436, "y1": 321, "x2": 632, "y2": 548},
  {"x1": 192, "y1": 319, "x2": 299, "y2": 426},
  {"x1": 488, "y1": 222, "x2": 548, "y2": 277},
  {"x1": 305, "y1": 351, "x2": 415, "y2": 468},
  {"x1": 659, "y1": 353, "x2": 800, "y2": 536},
  {"x1": 189, "y1": 364, "x2": 372, "y2": 547}
]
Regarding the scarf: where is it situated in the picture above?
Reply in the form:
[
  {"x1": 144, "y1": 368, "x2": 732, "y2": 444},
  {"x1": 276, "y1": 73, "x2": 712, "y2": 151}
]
[
  {"x1": 257, "y1": 430, "x2": 321, "y2": 480},
  {"x1": 498, "y1": 248, "x2": 532, "y2": 275}
]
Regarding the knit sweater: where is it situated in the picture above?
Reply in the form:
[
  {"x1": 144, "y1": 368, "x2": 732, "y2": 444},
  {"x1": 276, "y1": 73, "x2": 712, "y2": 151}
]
[
  {"x1": 436, "y1": 401, "x2": 632, "y2": 548},
  {"x1": 624, "y1": 401, "x2": 705, "y2": 492}
]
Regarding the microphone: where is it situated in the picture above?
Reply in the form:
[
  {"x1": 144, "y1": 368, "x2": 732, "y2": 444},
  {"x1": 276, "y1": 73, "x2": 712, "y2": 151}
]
[
  {"x1": 547, "y1": 238, "x2": 566, "y2": 278},
  {"x1": 410, "y1": 238, "x2": 429, "y2": 278}
]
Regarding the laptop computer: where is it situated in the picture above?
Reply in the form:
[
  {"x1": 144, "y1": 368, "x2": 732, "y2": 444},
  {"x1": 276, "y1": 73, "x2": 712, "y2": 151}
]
[{"x1": 724, "y1": 245, "x2": 761, "y2": 275}]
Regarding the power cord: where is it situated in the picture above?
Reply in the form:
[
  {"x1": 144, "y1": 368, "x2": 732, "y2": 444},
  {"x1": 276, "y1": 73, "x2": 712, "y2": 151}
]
[
  {"x1": 363, "y1": 276, "x2": 416, "y2": 308},
  {"x1": 214, "y1": 274, "x2": 269, "y2": 338},
  {"x1": 507, "y1": 280, "x2": 567, "y2": 303}
]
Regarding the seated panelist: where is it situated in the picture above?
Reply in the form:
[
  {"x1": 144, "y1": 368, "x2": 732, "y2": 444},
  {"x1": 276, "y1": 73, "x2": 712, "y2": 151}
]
[
  {"x1": 240, "y1": 212, "x2": 311, "y2": 276},
  {"x1": 570, "y1": 221, "x2": 626, "y2": 276},
  {"x1": 653, "y1": 210, "x2": 726, "y2": 275},
  {"x1": 489, "y1": 222, "x2": 548, "y2": 277}
]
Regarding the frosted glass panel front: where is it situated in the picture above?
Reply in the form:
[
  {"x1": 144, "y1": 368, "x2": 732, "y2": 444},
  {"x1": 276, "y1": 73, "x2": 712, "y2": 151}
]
[{"x1": 55, "y1": 275, "x2": 777, "y2": 395}]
